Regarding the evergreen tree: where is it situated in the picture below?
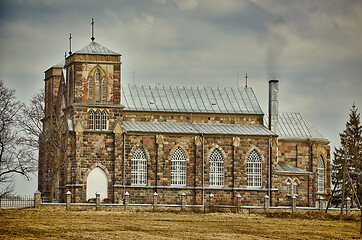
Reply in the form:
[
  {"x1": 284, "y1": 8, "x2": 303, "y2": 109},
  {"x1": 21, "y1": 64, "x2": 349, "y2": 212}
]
[{"x1": 332, "y1": 104, "x2": 362, "y2": 207}]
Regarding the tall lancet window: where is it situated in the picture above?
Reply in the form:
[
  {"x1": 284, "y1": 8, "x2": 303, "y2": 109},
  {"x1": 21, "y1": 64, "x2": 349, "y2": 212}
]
[
  {"x1": 318, "y1": 156, "x2": 324, "y2": 192},
  {"x1": 247, "y1": 149, "x2": 262, "y2": 187},
  {"x1": 95, "y1": 111, "x2": 101, "y2": 130},
  {"x1": 293, "y1": 179, "x2": 299, "y2": 196},
  {"x1": 102, "y1": 111, "x2": 107, "y2": 130},
  {"x1": 131, "y1": 147, "x2": 147, "y2": 186},
  {"x1": 102, "y1": 78, "x2": 107, "y2": 103},
  {"x1": 209, "y1": 149, "x2": 224, "y2": 187},
  {"x1": 171, "y1": 147, "x2": 187, "y2": 186},
  {"x1": 95, "y1": 69, "x2": 101, "y2": 103},
  {"x1": 88, "y1": 78, "x2": 94, "y2": 103},
  {"x1": 88, "y1": 110, "x2": 94, "y2": 130}
]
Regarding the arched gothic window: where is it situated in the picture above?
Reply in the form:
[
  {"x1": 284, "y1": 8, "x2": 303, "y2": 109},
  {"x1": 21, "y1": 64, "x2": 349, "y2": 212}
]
[
  {"x1": 88, "y1": 110, "x2": 94, "y2": 130},
  {"x1": 88, "y1": 68, "x2": 108, "y2": 104},
  {"x1": 102, "y1": 111, "x2": 107, "y2": 130},
  {"x1": 293, "y1": 179, "x2": 298, "y2": 196},
  {"x1": 131, "y1": 147, "x2": 147, "y2": 186},
  {"x1": 171, "y1": 147, "x2": 187, "y2": 186},
  {"x1": 286, "y1": 179, "x2": 292, "y2": 195},
  {"x1": 318, "y1": 156, "x2": 324, "y2": 192},
  {"x1": 89, "y1": 78, "x2": 94, "y2": 103},
  {"x1": 247, "y1": 149, "x2": 262, "y2": 187},
  {"x1": 88, "y1": 110, "x2": 108, "y2": 130},
  {"x1": 95, "y1": 69, "x2": 101, "y2": 103},
  {"x1": 209, "y1": 149, "x2": 224, "y2": 187},
  {"x1": 102, "y1": 78, "x2": 107, "y2": 103},
  {"x1": 95, "y1": 111, "x2": 101, "y2": 130}
]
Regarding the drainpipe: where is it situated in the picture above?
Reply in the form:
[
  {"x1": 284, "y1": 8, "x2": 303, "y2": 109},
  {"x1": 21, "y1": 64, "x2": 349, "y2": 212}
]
[
  {"x1": 268, "y1": 136, "x2": 271, "y2": 203},
  {"x1": 202, "y1": 134, "x2": 205, "y2": 208},
  {"x1": 155, "y1": 137, "x2": 158, "y2": 194},
  {"x1": 123, "y1": 132, "x2": 126, "y2": 197},
  {"x1": 232, "y1": 142, "x2": 235, "y2": 200},
  {"x1": 307, "y1": 138, "x2": 313, "y2": 206}
]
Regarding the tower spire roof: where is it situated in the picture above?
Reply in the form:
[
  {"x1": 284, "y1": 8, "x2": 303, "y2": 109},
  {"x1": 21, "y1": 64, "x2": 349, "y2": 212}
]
[{"x1": 75, "y1": 41, "x2": 120, "y2": 56}]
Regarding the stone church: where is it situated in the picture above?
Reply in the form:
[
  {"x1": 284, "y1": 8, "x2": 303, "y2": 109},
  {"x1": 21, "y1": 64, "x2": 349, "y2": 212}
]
[{"x1": 38, "y1": 35, "x2": 330, "y2": 207}]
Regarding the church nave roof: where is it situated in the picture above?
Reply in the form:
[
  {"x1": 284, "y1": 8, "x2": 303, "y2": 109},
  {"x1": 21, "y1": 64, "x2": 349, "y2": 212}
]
[{"x1": 121, "y1": 84, "x2": 264, "y2": 115}]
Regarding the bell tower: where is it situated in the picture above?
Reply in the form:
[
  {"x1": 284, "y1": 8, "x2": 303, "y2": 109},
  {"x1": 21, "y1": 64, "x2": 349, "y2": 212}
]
[{"x1": 65, "y1": 19, "x2": 122, "y2": 106}]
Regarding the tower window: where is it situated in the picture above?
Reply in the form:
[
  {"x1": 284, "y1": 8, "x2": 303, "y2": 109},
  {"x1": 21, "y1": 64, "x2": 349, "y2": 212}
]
[
  {"x1": 88, "y1": 110, "x2": 108, "y2": 131},
  {"x1": 95, "y1": 69, "x2": 101, "y2": 103},
  {"x1": 88, "y1": 68, "x2": 108, "y2": 104},
  {"x1": 102, "y1": 78, "x2": 107, "y2": 103},
  {"x1": 95, "y1": 111, "x2": 101, "y2": 130},
  {"x1": 89, "y1": 110, "x2": 94, "y2": 129},
  {"x1": 102, "y1": 111, "x2": 107, "y2": 130},
  {"x1": 89, "y1": 78, "x2": 94, "y2": 103}
]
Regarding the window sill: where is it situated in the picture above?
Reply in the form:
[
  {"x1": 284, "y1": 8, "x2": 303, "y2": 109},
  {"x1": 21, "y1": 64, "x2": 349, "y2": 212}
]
[{"x1": 246, "y1": 186, "x2": 262, "y2": 189}]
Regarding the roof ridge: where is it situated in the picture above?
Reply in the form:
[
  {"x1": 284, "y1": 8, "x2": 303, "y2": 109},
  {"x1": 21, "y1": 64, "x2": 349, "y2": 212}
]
[{"x1": 124, "y1": 83, "x2": 253, "y2": 90}]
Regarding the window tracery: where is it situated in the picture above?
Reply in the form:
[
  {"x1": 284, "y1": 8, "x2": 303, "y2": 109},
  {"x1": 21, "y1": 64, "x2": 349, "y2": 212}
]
[
  {"x1": 247, "y1": 149, "x2": 262, "y2": 187},
  {"x1": 88, "y1": 68, "x2": 108, "y2": 104},
  {"x1": 318, "y1": 156, "x2": 324, "y2": 192},
  {"x1": 209, "y1": 149, "x2": 224, "y2": 187},
  {"x1": 131, "y1": 147, "x2": 147, "y2": 186},
  {"x1": 171, "y1": 147, "x2": 187, "y2": 186}
]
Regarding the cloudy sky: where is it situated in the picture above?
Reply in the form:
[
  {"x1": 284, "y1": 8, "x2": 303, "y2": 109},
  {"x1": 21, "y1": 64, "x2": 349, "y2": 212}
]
[{"x1": 1, "y1": 0, "x2": 361, "y2": 195}]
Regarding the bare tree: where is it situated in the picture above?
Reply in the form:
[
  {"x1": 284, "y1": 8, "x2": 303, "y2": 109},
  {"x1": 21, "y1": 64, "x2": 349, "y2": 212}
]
[
  {"x1": 0, "y1": 80, "x2": 36, "y2": 197},
  {"x1": 19, "y1": 89, "x2": 63, "y2": 202}
]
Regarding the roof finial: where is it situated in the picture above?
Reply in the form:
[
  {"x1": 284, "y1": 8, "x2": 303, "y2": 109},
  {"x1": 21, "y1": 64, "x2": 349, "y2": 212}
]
[
  {"x1": 91, "y1": 18, "x2": 95, "y2": 41},
  {"x1": 69, "y1": 33, "x2": 72, "y2": 55},
  {"x1": 245, "y1": 73, "x2": 248, "y2": 88}
]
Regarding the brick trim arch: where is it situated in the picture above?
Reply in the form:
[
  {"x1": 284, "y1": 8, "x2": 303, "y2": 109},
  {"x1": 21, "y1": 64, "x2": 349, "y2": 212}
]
[
  {"x1": 169, "y1": 144, "x2": 190, "y2": 161},
  {"x1": 84, "y1": 163, "x2": 112, "y2": 185},
  {"x1": 245, "y1": 146, "x2": 264, "y2": 162},
  {"x1": 87, "y1": 65, "x2": 107, "y2": 81},
  {"x1": 129, "y1": 143, "x2": 151, "y2": 161},
  {"x1": 207, "y1": 144, "x2": 227, "y2": 161}
]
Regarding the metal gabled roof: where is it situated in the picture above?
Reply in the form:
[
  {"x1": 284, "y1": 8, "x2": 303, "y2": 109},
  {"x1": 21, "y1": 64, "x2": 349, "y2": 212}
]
[
  {"x1": 121, "y1": 84, "x2": 264, "y2": 115},
  {"x1": 277, "y1": 162, "x2": 314, "y2": 175},
  {"x1": 264, "y1": 112, "x2": 328, "y2": 141},
  {"x1": 53, "y1": 59, "x2": 65, "y2": 68},
  {"x1": 122, "y1": 121, "x2": 275, "y2": 136},
  {"x1": 75, "y1": 41, "x2": 120, "y2": 56}
]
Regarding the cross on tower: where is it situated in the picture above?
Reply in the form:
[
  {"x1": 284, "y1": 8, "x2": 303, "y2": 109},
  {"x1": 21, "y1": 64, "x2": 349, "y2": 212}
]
[
  {"x1": 91, "y1": 18, "x2": 95, "y2": 41},
  {"x1": 69, "y1": 33, "x2": 72, "y2": 55},
  {"x1": 245, "y1": 73, "x2": 248, "y2": 88}
]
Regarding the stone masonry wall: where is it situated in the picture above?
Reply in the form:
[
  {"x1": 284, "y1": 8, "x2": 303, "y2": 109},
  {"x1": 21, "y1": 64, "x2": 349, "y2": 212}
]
[{"x1": 274, "y1": 139, "x2": 331, "y2": 207}]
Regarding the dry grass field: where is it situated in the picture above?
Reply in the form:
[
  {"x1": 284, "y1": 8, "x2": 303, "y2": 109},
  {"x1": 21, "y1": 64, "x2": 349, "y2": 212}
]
[{"x1": 0, "y1": 207, "x2": 360, "y2": 239}]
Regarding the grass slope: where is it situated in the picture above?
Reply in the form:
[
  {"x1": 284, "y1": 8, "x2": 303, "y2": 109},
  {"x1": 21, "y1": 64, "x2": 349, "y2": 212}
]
[{"x1": 0, "y1": 207, "x2": 360, "y2": 239}]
